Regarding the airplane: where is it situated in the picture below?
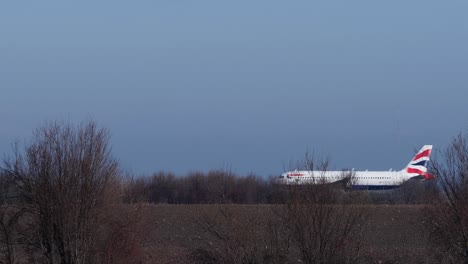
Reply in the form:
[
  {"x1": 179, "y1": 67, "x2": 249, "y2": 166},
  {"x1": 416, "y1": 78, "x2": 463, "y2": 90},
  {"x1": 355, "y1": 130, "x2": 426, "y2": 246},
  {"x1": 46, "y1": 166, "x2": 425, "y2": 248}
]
[{"x1": 278, "y1": 145, "x2": 434, "y2": 190}]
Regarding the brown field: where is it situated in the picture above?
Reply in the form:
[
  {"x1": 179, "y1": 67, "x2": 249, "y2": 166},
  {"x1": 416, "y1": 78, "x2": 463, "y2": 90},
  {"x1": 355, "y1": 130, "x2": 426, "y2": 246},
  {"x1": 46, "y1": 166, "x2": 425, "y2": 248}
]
[{"x1": 138, "y1": 204, "x2": 432, "y2": 264}]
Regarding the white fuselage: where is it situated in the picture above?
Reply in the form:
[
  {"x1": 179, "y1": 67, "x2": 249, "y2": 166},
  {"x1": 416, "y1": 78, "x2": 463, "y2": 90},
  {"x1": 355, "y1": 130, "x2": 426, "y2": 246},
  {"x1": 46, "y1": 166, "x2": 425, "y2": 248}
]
[
  {"x1": 278, "y1": 145, "x2": 433, "y2": 190},
  {"x1": 279, "y1": 170, "x2": 410, "y2": 189}
]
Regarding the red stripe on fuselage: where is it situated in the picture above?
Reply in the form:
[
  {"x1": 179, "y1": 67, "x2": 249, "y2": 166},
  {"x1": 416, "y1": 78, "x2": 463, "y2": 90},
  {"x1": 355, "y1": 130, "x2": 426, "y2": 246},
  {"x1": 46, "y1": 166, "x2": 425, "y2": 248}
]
[
  {"x1": 413, "y1": 149, "x2": 431, "y2": 161},
  {"x1": 288, "y1": 173, "x2": 305, "y2": 177}
]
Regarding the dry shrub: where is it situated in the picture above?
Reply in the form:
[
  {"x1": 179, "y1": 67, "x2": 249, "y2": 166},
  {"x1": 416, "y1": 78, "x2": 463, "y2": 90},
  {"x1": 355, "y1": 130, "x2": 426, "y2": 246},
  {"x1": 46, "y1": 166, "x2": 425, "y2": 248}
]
[
  {"x1": 194, "y1": 205, "x2": 290, "y2": 264},
  {"x1": 422, "y1": 134, "x2": 468, "y2": 263},
  {"x1": 285, "y1": 184, "x2": 368, "y2": 264},
  {"x1": 97, "y1": 204, "x2": 145, "y2": 264},
  {"x1": 2, "y1": 120, "x2": 145, "y2": 264}
]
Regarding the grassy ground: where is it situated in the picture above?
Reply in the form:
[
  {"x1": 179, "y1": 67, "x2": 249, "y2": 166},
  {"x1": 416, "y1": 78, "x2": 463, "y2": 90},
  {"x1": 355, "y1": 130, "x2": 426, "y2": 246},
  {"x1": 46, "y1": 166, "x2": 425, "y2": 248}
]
[{"x1": 137, "y1": 204, "x2": 431, "y2": 264}]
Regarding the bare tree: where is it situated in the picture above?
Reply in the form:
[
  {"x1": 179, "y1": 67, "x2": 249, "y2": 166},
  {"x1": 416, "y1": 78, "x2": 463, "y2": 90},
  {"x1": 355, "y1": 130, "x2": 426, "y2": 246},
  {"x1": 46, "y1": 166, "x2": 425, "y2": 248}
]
[
  {"x1": 284, "y1": 158, "x2": 368, "y2": 264},
  {"x1": 122, "y1": 175, "x2": 150, "y2": 204},
  {"x1": 424, "y1": 134, "x2": 468, "y2": 263},
  {"x1": 3, "y1": 120, "x2": 121, "y2": 264},
  {"x1": 0, "y1": 171, "x2": 30, "y2": 264}
]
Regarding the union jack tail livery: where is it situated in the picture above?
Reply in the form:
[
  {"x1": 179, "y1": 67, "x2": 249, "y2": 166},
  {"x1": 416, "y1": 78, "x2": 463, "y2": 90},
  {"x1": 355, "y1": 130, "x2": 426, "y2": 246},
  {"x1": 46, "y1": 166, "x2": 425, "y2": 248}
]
[{"x1": 405, "y1": 145, "x2": 433, "y2": 180}]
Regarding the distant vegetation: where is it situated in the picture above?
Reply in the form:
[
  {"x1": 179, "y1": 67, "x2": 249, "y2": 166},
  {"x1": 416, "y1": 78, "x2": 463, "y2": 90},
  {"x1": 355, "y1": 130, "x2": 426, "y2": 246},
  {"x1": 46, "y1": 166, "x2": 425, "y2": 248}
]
[
  {"x1": 121, "y1": 169, "x2": 439, "y2": 205},
  {"x1": 0, "y1": 119, "x2": 467, "y2": 263},
  {"x1": 122, "y1": 170, "x2": 285, "y2": 204}
]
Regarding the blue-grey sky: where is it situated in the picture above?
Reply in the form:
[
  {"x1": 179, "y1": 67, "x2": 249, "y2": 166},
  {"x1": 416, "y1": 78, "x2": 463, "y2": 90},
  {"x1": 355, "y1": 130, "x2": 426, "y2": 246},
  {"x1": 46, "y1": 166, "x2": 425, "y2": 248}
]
[{"x1": 1, "y1": 1, "x2": 467, "y2": 176}]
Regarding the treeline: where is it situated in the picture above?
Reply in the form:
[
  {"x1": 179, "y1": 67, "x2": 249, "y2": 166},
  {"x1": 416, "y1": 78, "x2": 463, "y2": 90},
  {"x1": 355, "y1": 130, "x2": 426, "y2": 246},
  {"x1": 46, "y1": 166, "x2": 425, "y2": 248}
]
[
  {"x1": 123, "y1": 171, "x2": 288, "y2": 204},
  {"x1": 122, "y1": 170, "x2": 439, "y2": 205}
]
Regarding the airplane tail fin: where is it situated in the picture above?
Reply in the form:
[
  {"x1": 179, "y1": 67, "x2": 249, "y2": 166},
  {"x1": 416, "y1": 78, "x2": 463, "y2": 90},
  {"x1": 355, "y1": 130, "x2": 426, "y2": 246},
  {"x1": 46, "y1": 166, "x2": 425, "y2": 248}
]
[{"x1": 404, "y1": 145, "x2": 434, "y2": 180}]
